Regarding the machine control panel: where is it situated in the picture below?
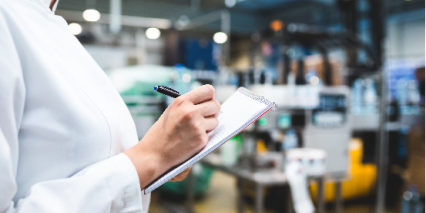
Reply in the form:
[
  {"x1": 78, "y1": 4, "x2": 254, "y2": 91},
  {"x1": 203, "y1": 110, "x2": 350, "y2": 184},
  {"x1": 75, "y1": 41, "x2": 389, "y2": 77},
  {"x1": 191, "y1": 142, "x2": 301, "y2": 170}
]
[{"x1": 312, "y1": 94, "x2": 347, "y2": 127}]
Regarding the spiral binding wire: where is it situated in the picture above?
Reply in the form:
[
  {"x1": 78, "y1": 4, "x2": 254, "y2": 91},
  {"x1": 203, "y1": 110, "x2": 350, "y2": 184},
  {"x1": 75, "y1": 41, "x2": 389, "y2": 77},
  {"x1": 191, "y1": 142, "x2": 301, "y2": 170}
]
[{"x1": 238, "y1": 87, "x2": 277, "y2": 111}]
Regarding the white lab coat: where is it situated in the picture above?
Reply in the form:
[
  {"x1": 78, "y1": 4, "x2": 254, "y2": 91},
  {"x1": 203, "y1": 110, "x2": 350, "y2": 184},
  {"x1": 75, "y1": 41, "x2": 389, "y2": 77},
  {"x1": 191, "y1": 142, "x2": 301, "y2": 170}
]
[{"x1": 0, "y1": 0, "x2": 150, "y2": 212}]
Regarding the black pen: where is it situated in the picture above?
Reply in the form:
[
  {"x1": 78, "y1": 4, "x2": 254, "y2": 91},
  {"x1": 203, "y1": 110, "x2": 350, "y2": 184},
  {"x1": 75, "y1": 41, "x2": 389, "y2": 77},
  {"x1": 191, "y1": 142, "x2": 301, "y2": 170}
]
[{"x1": 154, "y1": 85, "x2": 181, "y2": 98}]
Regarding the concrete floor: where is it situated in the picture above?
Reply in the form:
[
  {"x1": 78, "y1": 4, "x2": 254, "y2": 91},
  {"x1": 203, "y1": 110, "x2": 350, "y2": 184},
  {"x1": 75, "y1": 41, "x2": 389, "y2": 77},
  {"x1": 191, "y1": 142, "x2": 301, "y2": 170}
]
[{"x1": 148, "y1": 171, "x2": 396, "y2": 213}]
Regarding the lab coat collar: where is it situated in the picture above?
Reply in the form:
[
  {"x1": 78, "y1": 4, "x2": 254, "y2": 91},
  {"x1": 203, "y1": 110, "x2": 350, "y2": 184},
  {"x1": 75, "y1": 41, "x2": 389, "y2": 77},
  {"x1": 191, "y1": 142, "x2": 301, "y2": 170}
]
[
  {"x1": 51, "y1": 0, "x2": 59, "y2": 12},
  {"x1": 42, "y1": 0, "x2": 51, "y2": 8},
  {"x1": 36, "y1": 0, "x2": 59, "y2": 13}
]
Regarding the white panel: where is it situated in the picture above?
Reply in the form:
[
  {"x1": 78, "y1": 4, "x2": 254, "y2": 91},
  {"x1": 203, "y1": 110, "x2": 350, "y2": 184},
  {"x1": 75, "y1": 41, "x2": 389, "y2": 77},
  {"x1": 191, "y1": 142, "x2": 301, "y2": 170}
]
[
  {"x1": 84, "y1": 45, "x2": 128, "y2": 70},
  {"x1": 303, "y1": 133, "x2": 350, "y2": 175},
  {"x1": 386, "y1": 18, "x2": 425, "y2": 59}
]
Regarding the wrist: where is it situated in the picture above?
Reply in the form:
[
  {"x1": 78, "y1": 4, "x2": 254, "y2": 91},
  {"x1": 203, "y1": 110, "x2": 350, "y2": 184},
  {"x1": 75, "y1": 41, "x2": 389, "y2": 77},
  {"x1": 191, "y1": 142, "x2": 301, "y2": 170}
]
[{"x1": 124, "y1": 143, "x2": 164, "y2": 189}]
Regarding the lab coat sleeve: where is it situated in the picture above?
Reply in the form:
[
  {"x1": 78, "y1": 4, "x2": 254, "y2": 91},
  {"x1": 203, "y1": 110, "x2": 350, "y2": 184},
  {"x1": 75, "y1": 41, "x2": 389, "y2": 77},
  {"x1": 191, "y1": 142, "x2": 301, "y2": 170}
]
[
  {"x1": 18, "y1": 153, "x2": 144, "y2": 213},
  {"x1": 0, "y1": 133, "x2": 145, "y2": 213},
  {"x1": 0, "y1": 9, "x2": 147, "y2": 213}
]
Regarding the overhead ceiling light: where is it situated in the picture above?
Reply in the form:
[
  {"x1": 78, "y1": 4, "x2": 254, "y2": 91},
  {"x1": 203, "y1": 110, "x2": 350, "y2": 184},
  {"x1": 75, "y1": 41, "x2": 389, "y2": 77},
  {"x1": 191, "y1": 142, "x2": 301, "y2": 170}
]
[
  {"x1": 182, "y1": 74, "x2": 191, "y2": 83},
  {"x1": 145, "y1": 28, "x2": 161, "y2": 39},
  {"x1": 83, "y1": 9, "x2": 101, "y2": 22},
  {"x1": 176, "y1": 15, "x2": 190, "y2": 30},
  {"x1": 68, "y1": 23, "x2": 82, "y2": 35},
  {"x1": 310, "y1": 76, "x2": 320, "y2": 85},
  {"x1": 225, "y1": 0, "x2": 236, "y2": 8},
  {"x1": 213, "y1": 32, "x2": 228, "y2": 44}
]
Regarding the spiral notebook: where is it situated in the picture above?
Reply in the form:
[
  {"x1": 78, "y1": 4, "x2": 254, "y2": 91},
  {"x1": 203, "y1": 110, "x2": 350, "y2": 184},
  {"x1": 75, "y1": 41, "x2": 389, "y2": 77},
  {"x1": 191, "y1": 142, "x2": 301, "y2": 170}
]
[{"x1": 144, "y1": 87, "x2": 276, "y2": 194}]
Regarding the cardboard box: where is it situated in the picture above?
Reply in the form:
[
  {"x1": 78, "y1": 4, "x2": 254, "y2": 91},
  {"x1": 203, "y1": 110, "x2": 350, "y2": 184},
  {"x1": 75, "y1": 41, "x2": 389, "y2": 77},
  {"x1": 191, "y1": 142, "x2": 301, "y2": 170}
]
[
  {"x1": 406, "y1": 121, "x2": 425, "y2": 194},
  {"x1": 407, "y1": 155, "x2": 425, "y2": 194},
  {"x1": 408, "y1": 124, "x2": 425, "y2": 156}
]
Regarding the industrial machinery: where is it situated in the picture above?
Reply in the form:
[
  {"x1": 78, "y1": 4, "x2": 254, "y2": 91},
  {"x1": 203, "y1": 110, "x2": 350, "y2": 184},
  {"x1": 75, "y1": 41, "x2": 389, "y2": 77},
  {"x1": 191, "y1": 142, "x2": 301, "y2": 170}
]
[
  {"x1": 249, "y1": 85, "x2": 351, "y2": 178},
  {"x1": 303, "y1": 86, "x2": 351, "y2": 178}
]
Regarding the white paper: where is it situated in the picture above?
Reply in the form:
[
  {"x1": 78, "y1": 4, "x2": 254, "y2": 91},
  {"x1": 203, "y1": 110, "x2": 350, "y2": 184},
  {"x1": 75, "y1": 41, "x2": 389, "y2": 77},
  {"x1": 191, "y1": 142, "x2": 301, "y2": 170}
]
[{"x1": 144, "y1": 88, "x2": 273, "y2": 194}]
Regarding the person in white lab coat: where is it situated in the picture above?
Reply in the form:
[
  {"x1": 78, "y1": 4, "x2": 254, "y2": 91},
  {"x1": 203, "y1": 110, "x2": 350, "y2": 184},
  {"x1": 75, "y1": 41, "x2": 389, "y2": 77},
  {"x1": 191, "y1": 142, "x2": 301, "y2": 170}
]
[{"x1": 0, "y1": 0, "x2": 221, "y2": 213}]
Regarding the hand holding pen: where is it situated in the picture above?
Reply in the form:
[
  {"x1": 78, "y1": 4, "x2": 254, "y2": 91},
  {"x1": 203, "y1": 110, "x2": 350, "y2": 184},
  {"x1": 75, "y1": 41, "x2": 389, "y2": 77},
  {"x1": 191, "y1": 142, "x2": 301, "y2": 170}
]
[{"x1": 124, "y1": 85, "x2": 221, "y2": 188}]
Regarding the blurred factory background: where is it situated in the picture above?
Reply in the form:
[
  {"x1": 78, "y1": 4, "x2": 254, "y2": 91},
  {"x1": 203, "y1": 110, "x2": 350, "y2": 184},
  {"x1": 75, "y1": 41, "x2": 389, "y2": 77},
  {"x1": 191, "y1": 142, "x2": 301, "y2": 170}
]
[{"x1": 57, "y1": 0, "x2": 424, "y2": 212}]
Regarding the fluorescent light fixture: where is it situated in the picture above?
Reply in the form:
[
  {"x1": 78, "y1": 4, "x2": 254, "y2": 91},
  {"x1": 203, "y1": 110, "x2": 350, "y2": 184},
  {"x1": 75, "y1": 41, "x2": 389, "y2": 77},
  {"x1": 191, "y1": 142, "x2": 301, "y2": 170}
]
[
  {"x1": 213, "y1": 32, "x2": 227, "y2": 44},
  {"x1": 225, "y1": 0, "x2": 236, "y2": 8},
  {"x1": 145, "y1": 28, "x2": 161, "y2": 39},
  {"x1": 68, "y1": 23, "x2": 82, "y2": 35},
  {"x1": 83, "y1": 9, "x2": 101, "y2": 22}
]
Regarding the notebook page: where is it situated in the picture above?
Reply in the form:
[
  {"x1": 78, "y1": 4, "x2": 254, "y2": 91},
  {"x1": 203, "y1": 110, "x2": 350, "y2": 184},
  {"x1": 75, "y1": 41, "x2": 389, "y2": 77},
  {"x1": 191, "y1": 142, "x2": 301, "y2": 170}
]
[
  {"x1": 144, "y1": 90, "x2": 271, "y2": 194},
  {"x1": 202, "y1": 91, "x2": 269, "y2": 152}
]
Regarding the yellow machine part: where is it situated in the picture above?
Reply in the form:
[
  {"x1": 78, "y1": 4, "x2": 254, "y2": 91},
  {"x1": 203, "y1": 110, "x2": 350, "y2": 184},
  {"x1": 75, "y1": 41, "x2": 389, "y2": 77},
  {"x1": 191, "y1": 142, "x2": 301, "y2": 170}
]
[
  {"x1": 257, "y1": 139, "x2": 269, "y2": 154},
  {"x1": 309, "y1": 138, "x2": 377, "y2": 202}
]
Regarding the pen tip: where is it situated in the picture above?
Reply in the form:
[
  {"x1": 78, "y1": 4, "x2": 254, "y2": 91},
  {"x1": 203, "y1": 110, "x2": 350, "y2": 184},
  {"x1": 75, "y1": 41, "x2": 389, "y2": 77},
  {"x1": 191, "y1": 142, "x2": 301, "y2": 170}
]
[{"x1": 153, "y1": 86, "x2": 157, "y2": 90}]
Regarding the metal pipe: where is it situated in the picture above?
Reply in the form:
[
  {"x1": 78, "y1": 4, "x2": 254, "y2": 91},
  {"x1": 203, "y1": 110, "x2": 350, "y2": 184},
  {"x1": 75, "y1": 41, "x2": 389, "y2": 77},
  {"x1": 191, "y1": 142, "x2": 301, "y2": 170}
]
[
  {"x1": 375, "y1": 70, "x2": 389, "y2": 213},
  {"x1": 237, "y1": 178, "x2": 244, "y2": 213},
  {"x1": 221, "y1": 10, "x2": 231, "y2": 66},
  {"x1": 187, "y1": 169, "x2": 195, "y2": 213},
  {"x1": 372, "y1": 0, "x2": 388, "y2": 212},
  {"x1": 176, "y1": 11, "x2": 222, "y2": 31},
  {"x1": 335, "y1": 181, "x2": 343, "y2": 213},
  {"x1": 317, "y1": 177, "x2": 325, "y2": 213},
  {"x1": 255, "y1": 183, "x2": 263, "y2": 213},
  {"x1": 109, "y1": 0, "x2": 122, "y2": 34}
]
